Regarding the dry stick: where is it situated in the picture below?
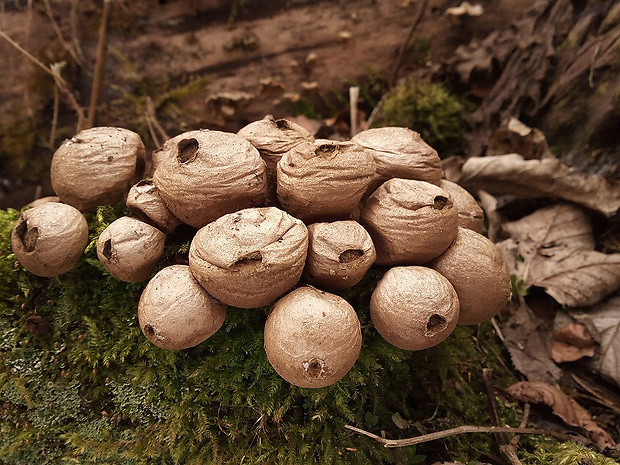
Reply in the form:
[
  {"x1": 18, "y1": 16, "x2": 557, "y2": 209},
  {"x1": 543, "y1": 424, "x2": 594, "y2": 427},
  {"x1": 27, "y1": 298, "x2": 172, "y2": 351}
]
[
  {"x1": 41, "y1": 0, "x2": 85, "y2": 68},
  {"x1": 388, "y1": 0, "x2": 429, "y2": 88},
  {"x1": 50, "y1": 83, "x2": 60, "y2": 149},
  {"x1": 510, "y1": 403, "x2": 531, "y2": 449},
  {"x1": 145, "y1": 97, "x2": 170, "y2": 144},
  {"x1": 345, "y1": 424, "x2": 572, "y2": 448},
  {"x1": 69, "y1": 0, "x2": 85, "y2": 64},
  {"x1": 87, "y1": 0, "x2": 112, "y2": 129},
  {"x1": 349, "y1": 86, "x2": 360, "y2": 137}
]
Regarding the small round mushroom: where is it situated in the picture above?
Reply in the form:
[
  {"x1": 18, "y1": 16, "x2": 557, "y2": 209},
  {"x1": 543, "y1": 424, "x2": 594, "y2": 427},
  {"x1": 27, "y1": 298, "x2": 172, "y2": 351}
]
[
  {"x1": 126, "y1": 179, "x2": 181, "y2": 233},
  {"x1": 277, "y1": 139, "x2": 375, "y2": 223},
  {"x1": 138, "y1": 265, "x2": 227, "y2": 350},
  {"x1": 51, "y1": 127, "x2": 145, "y2": 211},
  {"x1": 238, "y1": 116, "x2": 315, "y2": 205},
  {"x1": 96, "y1": 216, "x2": 166, "y2": 283},
  {"x1": 11, "y1": 202, "x2": 89, "y2": 277},
  {"x1": 189, "y1": 207, "x2": 308, "y2": 308},
  {"x1": 439, "y1": 180, "x2": 484, "y2": 234},
  {"x1": 351, "y1": 127, "x2": 442, "y2": 195},
  {"x1": 152, "y1": 129, "x2": 268, "y2": 228},
  {"x1": 360, "y1": 178, "x2": 459, "y2": 265},
  {"x1": 429, "y1": 227, "x2": 512, "y2": 325},
  {"x1": 264, "y1": 286, "x2": 362, "y2": 388},
  {"x1": 25, "y1": 196, "x2": 61, "y2": 209},
  {"x1": 303, "y1": 220, "x2": 376, "y2": 290},
  {"x1": 370, "y1": 266, "x2": 459, "y2": 350}
]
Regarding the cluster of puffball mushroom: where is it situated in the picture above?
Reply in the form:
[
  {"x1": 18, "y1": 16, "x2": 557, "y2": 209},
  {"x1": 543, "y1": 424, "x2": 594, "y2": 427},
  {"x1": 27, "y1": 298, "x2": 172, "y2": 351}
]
[{"x1": 10, "y1": 121, "x2": 511, "y2": 389}]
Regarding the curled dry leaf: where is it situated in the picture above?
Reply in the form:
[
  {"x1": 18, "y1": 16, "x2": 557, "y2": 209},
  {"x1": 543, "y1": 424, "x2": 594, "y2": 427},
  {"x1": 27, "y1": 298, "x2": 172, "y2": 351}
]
[
  {"x1": 506, "y1": 380, "x2": 615, "y2": 449},
  {"x1": 550, "y1": 322, "x2": 597, "y2": 363},
  {"x1": 459, "y1": 154, "x2": 620, "y2": 217},
  {"x1": 501, "y1": 203, "x2": 620, "y2": 307}
]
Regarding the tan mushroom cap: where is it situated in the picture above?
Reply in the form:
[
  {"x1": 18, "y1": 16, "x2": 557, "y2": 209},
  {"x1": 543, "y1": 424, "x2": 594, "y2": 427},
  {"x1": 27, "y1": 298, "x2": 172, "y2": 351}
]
[
  {"x1": 138, "y1": 265, "x2": 227, "y2": 350},
  {"x1": 11, "y1": 202, "x2": 89, "y2": 277},
  {"x1": 153, "y1": 129, "x2": 268, "y2": 228},
  {"x1": 277, "y1": 139, "x2": 375, "y2": 223},
  {"x1": 264, "y1": 286, "x2": 362, "y2": 388},
  {"x1": 429, "y1": 227, "x2": 512, "y2": 325},
  {"x1": 96, "y1": 216, "x2": 166, "y2": 283},
  {"x1": 126, "y1": 180, "x2": 182, "y2": 233},
  {"x1": 370, "y1": 266, "x2": 459, "y2": 350},
  {"x1": 351, "y1": 127, "x2": 442, "y2": 194},
  {"x1": 304, "y1": 220, "x2": 376, "y2": 290},
  {"x1": 188, "y1": 207, "x2": 308, "y2": 309},
  {"x1": 51, "y1": 127, "x2": 145, "y2": 212},
  {"x1": 439, "y1": 180, "x2": 484, "y2": 234},
  {"x1": 360, "y1": 178, "x2": 459, "y2": 265}
]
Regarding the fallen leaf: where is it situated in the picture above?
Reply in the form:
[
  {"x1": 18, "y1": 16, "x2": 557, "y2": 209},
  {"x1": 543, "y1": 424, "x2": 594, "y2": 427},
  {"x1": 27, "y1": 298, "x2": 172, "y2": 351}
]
[
  {"x1": 567, "y1": 296, "x2": 620, "y2": 387},
  {"x1": 392, "y1": 412, "x2": 411, "y2": 430},
  {"x1": 501, "y1": 203, "x2": 620, "y2": 307},
  {"x1": 506, "y1": 380, "x2": 615, "y2": 448},
  {"x1": 477, "y1": 190, "x2": 502, "y2": 243},
  {"x1": 487, "y1": 118, "x2": 554, "y2": 160},
  {"x1": 459, "y1": 154, "x2": 620, "y2": 217},
  {"x1": 550, "y1": 323, "x2": 597, "y2": 363}
]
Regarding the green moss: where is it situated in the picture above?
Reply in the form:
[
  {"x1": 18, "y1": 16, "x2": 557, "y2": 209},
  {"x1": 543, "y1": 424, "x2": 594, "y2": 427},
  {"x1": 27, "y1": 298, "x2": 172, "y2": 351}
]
[
  {"x1": 521, "y1": 439, "x2": 618, "y2": 465},
  {"x1": 371, "y1": 78, "x2": 475, "y2": 156},
  {"x1": 0, "y1": 206, "x2": 601, "y2": 464}
]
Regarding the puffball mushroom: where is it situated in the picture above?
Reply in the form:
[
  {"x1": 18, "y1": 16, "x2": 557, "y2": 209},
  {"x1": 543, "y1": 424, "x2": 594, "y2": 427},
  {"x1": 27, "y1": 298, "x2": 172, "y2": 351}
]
[
  {"x1": 126, "y1": 180, "x2": 182, "y2": 233},
  {"x1": 351, "y1": 127, "x2": 442, "y2": 194},
  {"x1": 264, "y1": 286, "x2": 362, "y2": 388},
  {"x1": 11, "y1": 202, "x2": 89, "y2": 277},
  {"x1": 438, "y1": 180, "x2": 484, "y2": 234},
  {"x1": 360, "y1": 178, "x2": 459, "y2": 265},
  {"x1": 429, "y1": 227, "x2": 512, "y2": 325},
  {"x1": 96, "y1": 216, "x2": 166, "y2": 283},
  {"x1": 370, "y1": 266, "x2": 459, "y2": 350},
  {"x1": 189, "y1": 207, "x2": 308, "y2": 308},
  {"x1": 51, "y1": 127, "x2": 145, "y2": 211},
  {"x1": 138, "y1": 265, "x2": 227, "y2": 350},
  {"x1": 152, "y1": 129, "x2": 268, "y2": 228},
  {"x1": 276, "y1": 139, "x2": 375, "y2": 223},
  {"x1": 303, "y1": 220, "x2": 376, "y2": 290},
  {"x1": 238, "y1": 116, "x2": 314, "y2": 205}
]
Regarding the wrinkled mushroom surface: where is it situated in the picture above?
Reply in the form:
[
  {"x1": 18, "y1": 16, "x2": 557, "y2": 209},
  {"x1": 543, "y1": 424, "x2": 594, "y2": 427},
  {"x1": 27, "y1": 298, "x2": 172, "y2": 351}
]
[
  {"x1": 439, "y1": 180, "x2": 484, "y2": 234},
  {"x1": 429, "y1": 227, "x2": 512, "y2": 325},
  {"x1": 11, "y1": 202, "x2": 89, "y2": 277},
  {"x1": 96, "y1": 216, "x2": 166, "y2": 283},
  {"x1": 277, "y1": 140, "x2": 375, "y2": 223},
  {"x1": 153, "y1": 129, "x2": 267, "y2": 228},
  {"x1": 351, "y1": 127, "x2": 442, "y2": 194},
  {"x1": 370, "y1": 266, "x2": 459, "y2": 350},
  {"x1": 304, "y1": 220, "x2": 376, "y2": 290},
  {"x1": 138, "y1": 265, "x2": 227, "y2": 350},
  {"x1": 264, "y1": 286, "x2": 362, "y2": 388},
  {"x1": 51, "y1": 127, "x2": 145, "y2": 211},
  {"x1": 126, "y1": 179, "x2": 181, "y2": 233},
  {"x1": 189, "y1": 207, "x2": 308, "y2": 308},
  {"x1": 360, "y1": 178, "x2": 458, "y2": 265}
]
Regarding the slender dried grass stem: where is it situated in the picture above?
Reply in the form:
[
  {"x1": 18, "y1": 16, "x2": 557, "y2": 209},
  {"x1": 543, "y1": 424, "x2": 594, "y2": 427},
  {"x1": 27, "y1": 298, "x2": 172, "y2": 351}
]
[{"x1": 86, "y1": 0, "x2": 112, "y2": 128}]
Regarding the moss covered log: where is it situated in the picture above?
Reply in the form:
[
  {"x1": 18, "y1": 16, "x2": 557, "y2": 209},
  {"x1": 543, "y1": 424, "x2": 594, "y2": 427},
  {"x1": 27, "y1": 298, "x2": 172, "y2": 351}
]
[{"x1": 0, "y1": 206, "x2": 578, "y2": 464}]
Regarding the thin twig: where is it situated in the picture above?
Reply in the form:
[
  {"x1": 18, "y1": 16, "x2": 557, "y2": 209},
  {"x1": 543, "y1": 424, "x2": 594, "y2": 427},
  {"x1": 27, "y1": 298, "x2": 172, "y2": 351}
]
[
  {"x1": 510, "y1": 403, "x2": 531, "y2": 449},
  {"x1": 69, "y1": 0, "x2": 85, "y2": 64},
  {"x1": 388, "y1": 0, "x2": 429, "y2": 88},
  {"x1": 345, "y1": 424, "x2": 572, "y2": 448},
  {"x1": 491, "y1": 316, "x2": 505, "y2": 342},
  {"x1": 41, "y1": 0, "x2": 85, "y2": 68},
  {"x1": 50, "y1": 83, "x2": 59, "y2": 149},
  {"x1": 145, "y1": 97, "x2": 170, "y2": 144},
  {"x1": 87, "y1": 0, "x2": 112, "y2": 128}
]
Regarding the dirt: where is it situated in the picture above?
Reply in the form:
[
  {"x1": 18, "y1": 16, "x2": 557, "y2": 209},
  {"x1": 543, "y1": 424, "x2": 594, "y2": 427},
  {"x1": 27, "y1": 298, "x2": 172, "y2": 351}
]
[{"x1": 0, "y1": 0, "x2": 535, "y2": 209}]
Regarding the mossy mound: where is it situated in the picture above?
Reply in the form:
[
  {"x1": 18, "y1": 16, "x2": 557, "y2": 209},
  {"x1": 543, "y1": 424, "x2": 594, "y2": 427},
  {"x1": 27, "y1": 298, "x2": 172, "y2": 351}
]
[{"x1": 0, "y1": 206, "x2": 569, "y2": 464}]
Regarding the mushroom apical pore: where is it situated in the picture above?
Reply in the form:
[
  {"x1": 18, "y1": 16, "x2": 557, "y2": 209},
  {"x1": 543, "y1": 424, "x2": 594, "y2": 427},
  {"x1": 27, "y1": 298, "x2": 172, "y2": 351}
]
[
  {"x1": 277, "y1": 139, "x2": 375, "y2": 223},
  {"x1": 96, "y1": 216, "x2": 166, "y2": 283},
  {"x1": 152, "y1": 129, "x2": 267, "y2": 228},
  {"x1": 351, "y1": 127, "x2": 442, "y2": 195},
  {"x1": 304, "y1": 220, "x2": 376, "y2": 290},
  {"x1": 51, "y1": 127, "x2": 145, "y2": 211},
  {"x1": 429, "y1": 227, "x2": 512, "y2": 325},
  {"x1": 370, "y1": 266, "x2": 459, "y2": 350},
  {"x1": 439, "y1": 180, "x2": 484, "y2": 234},
  {"x1": 138, "y1": 265, "x2": 227, "y2": 350},
  {"x1": 360, "y1": 178, "x2": 459, "y2": 265},
  {"x1": 189, "y1": 207, "x2": 308, "y2": 308},
  {"x1": 264, "y1": 286, "x2": 362, "y2": 388},
  {"x1": 11, "y1": 202, "x2": 89, "y2": 277}
]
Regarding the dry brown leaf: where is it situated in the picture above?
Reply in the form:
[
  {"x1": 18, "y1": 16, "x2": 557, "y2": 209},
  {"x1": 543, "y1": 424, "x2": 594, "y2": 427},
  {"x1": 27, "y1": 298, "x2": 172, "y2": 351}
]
[
  {"x1": 459, "y1": 154, "x2": 620, "y2": 217},
  {"x1": 487, "y1": 118, "x2": 554, "y2": 160},
  {"x1": 502, "y1": 203, "x2": 620, "y2": 307},
  {"x1": 550, "y1": 323, "x2": 596, "y2": 363},
  {"x1": 567, "y1": 296, "x2": 620, "y2": 387},
  {"x1": 506, "y1": 380, "x2": 615, "y2": 448}
]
